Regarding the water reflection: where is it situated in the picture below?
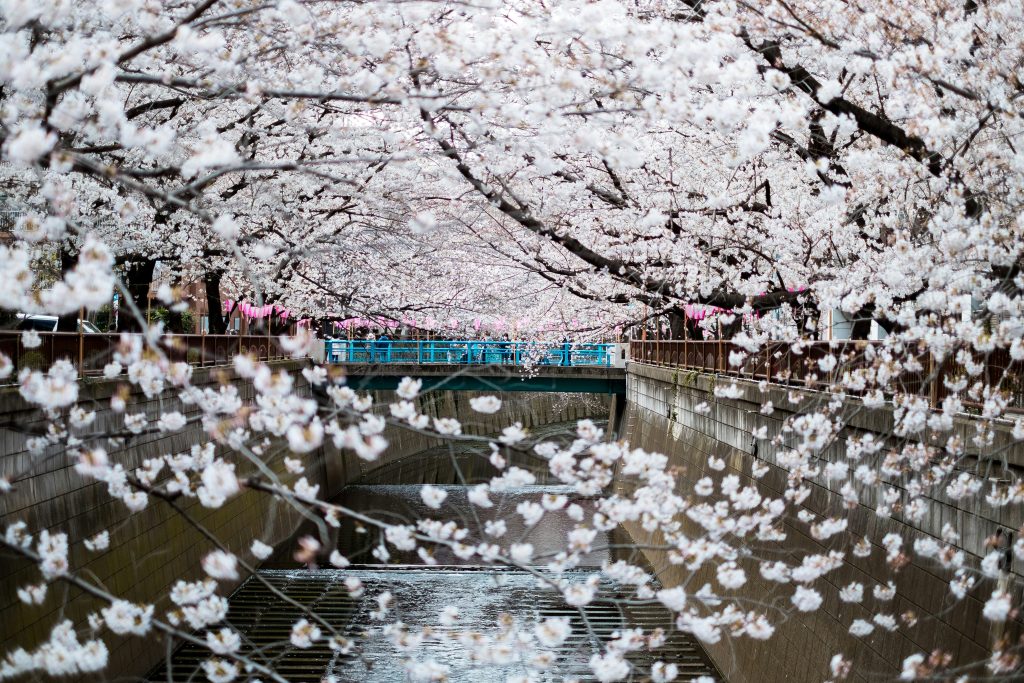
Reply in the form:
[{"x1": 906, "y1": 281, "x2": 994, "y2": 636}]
[
  {"x1": 332, "y1": 484, "x2": 610, "y2": 567},
  {"x1": 152, "y1": 418, "x2": 722, "y2": 681},
  {"x1": 266, "y1": 419, "x2": 613, "y2": 569},
  {"x1": 350, "y1": 418, "x2": 597, "y2": 487}
]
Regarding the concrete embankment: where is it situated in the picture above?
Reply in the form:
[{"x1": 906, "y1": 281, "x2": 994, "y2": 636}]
[
  {"x1": 621, "y1": 362, "x2": 1024, "y2": 683},
  {"x1": 0, "y1": 360, "x2": 317, "y2": 678}
]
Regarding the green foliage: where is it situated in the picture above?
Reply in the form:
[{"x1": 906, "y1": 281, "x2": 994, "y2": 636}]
[
  {"x1": 90, "y1": 304, "x2": 188, "y2": 332},
  {"x1": 148, "y1": 307, "x2": 196, "y2": 333},
  {"x1": 92, "y1": 305, "x2": 113, "y2": 332}
]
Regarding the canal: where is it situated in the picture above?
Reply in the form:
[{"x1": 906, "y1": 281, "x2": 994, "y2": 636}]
[{"x1": 148, "y1": 417, "x2": 720, "y2": 681}]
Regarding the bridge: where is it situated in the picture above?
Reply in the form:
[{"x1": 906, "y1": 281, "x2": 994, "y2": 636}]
[
  {"x1": 324, "y1": 338, "x2": 620, "y2": 366},
  {"x1": 324, "y1": 339, "x2": 628, "y2": 394}
]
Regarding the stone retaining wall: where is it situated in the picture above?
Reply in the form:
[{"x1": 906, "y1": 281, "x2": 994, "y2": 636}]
[{"x1": 622, "y1": 362, "x2": 1024, "y2": 683}]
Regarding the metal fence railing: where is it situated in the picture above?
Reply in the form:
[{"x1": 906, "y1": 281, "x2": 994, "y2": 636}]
[
  {"x1": 325, "y1": 339, "x2": 614, "y2": 367},
  {"x1": 0, "y1": 331, "x2": 288, "y2": 380},
  {"x1": 630, "y1": 340, "x2": 1024, "y2": 412}
]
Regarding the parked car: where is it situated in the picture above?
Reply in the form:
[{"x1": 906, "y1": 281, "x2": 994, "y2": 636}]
[{"x1": 14, "y1": 314, "x2": 101, "y2": 333}]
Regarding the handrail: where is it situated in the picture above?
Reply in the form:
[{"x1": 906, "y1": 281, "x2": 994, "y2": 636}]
[
  {"x1": 629, "y1": 339, "x2": 1024, "y2": 412},
  {"x1": 0, "y1": 330, "x2": 289, "y2": 380},
  {"x1": 325, "y1": 339, "x2": 613, "y2": 367}
]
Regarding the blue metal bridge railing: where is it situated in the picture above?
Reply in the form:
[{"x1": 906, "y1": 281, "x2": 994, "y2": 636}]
[{"x1": 325, "y1": 339, "x2": 613, "y2": 367}]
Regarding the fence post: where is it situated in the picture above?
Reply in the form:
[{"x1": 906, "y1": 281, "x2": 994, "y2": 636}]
[
  {"x1": 238, "y1": 332, "x2": 242, "y2": 358},
  {"x1": 929, "y1": 353, "x2": 939, "y2": 409},
  {"x1": 765, "y1": 346, "x2": 771, "y2": 384},
  {"x1": 718, "y1": 338, "x2": 724, "y2": 373},
  {"x1": 77, "y1": 307, "x2": 84, "y2": 378}
]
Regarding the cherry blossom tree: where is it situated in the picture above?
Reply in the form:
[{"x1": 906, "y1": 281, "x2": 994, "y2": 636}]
[{"x1": 2, "y1": 0, "x2": 1024, "y2": 681}]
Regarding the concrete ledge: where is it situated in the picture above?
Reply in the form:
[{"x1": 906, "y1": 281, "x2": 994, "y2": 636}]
[
  {"x1": 338, "y1": 364, "x2": 626, "y2": 394},
  {"x1": 628, "y1": 361, "x2": 1024, "y2": 467}
]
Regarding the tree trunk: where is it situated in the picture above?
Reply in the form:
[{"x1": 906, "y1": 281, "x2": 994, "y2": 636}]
[
  {"x1": 167, "y1": 307, "x2": 185, "y2": 334},
  {"x1": 667, "y1": 310, "x2": 687, "y2": 339},
  {"x1": 846, "y1": 303, "x2": 878, "y2": 340},
  {"x1": 667, "y1": 309, "x2": 704, "y2": 340},
  {"x1": 56, "y1": 248, "x2": 79, "y2": 332},
  {"x1": 117, "y1": 259, "x2": 156, "y2": 332},
  {"x1": 205, "y1": 271, "x2": 227, "y2": 334},
  {"x1": 850, "y1": 316, "x2": 873, "y2": 340},
  {"x1": 720, "y1": 315, "x2": 744, "y2": 339}
]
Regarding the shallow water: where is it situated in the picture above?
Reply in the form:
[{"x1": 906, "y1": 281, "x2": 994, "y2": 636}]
[
  {"x1": 323, "y1": 568, "x2": 621, "y2": 682},
  {"x1": 327, "y1": 483, "x2": 611, "y2": 568}
]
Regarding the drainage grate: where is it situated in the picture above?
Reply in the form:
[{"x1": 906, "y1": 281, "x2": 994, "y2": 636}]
[{"x1": 147, "y1": 567, "x2": 721, "y2": 681}]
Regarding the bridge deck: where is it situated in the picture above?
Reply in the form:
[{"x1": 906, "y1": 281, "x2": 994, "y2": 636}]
[{"x1": 326, "y1": 339, "x2": 621, "y2": 367}]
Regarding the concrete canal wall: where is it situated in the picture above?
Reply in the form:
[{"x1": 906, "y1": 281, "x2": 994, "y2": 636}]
[
  {"x1": 622, "y1": 362, "x2": 1024, "y2": 683},
  {"x1": 0, "y1": 360, "x2": 320, "y2": 680}
]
